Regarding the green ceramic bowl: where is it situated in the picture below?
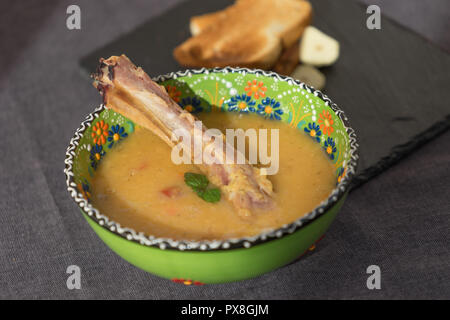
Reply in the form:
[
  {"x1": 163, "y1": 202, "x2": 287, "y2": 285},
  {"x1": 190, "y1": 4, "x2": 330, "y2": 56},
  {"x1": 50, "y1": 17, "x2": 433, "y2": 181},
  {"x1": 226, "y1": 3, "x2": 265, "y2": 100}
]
[{"x1": 65, "y1": 67, "x2": 358, "y2": 284}]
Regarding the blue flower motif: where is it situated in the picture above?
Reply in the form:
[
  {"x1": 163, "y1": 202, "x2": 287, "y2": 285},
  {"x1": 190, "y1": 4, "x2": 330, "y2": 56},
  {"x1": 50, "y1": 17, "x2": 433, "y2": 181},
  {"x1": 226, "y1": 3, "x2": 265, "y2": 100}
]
[
  {"x1": 77, "y1": 179, "x2": 91, "y2": 201},
  {"x1": 227, "y1": 94, "x2": 256, "y2": 113},
  {"x1": 179, "y1": 97, "x2": 203, "y2": 113},
  {"x1": 304, "y1": 122, "x2": 322, "y2": 142},
  {"x1": 337, "y1": 167, "x2": 346, "y2": 184},
  {"x1": 324, "y1": 137, "x2": 337, "y2": 160},
  {"x1": 257, "y1": 97, "x2": 283, "y2": 120},
  {"x1": 90, "y1": 145, "x2": 105, "y2": 170},
  {"x1": 107, "y1": 124, "x2": 128, "y2": 148}
]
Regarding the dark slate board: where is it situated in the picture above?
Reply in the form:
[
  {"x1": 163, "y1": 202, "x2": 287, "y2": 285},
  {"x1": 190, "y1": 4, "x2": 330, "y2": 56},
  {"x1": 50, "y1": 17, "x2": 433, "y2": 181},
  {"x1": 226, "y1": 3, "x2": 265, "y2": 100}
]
[{"x1": 80, "y1": 0, "x2": 450, "y2": 190}]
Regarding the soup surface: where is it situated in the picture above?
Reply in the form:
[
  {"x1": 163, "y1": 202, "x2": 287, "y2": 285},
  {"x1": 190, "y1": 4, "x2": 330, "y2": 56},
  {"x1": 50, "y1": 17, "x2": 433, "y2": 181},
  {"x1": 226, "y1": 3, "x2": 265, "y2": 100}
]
[{"x1": 91, "y1": 111, "x2": 336, "y2": 240}]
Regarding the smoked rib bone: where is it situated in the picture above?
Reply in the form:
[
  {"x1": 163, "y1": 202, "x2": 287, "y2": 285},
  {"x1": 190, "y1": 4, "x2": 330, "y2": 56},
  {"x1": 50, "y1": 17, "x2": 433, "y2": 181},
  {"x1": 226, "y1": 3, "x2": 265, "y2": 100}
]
[{"x1": 92, "y1": 55, "x2": 274, "y2": 216}]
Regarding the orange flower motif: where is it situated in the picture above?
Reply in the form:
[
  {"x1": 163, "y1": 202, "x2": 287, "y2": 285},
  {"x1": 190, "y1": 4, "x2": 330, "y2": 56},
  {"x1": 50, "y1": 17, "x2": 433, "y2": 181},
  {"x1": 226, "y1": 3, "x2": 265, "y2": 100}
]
[
  {"x1": 337, "y1": 167, "x2": 347, "y2": 183},
  {"x1": 165, "y1": 85, "x2": 182, "y2": 103},
  {"x1": 77, "y1": 181, "x2": 91, "y2": 200},
  {"x1": 91, "y1": 120, "x2": 109, "y2": 145},
  {"x1": 318, "y1": 110, "x2": 334, "y2": 135},
  {"x1": 244, "y1": 79, "x2": 267, "y2": 99}
]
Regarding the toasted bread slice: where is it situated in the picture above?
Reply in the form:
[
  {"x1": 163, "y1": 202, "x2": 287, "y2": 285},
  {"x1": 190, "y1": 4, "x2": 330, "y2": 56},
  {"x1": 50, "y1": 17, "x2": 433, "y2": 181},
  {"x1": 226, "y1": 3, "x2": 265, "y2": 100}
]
[
  {"x1": 190, "y1": 10, "x2": 224, "y2": 36},
  {"x1": 174, "y1": 0, "x2": 312, "y2": 69},
  {"x1": 190, "y1": 0, "x2": 251, "y2": 36}
]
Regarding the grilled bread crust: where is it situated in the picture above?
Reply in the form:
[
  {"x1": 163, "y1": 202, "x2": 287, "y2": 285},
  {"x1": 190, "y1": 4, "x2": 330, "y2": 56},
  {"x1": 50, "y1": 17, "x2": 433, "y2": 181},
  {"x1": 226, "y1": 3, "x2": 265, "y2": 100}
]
[{"x1": 174, "y1": 0, "x2": 312, "y2": 69}]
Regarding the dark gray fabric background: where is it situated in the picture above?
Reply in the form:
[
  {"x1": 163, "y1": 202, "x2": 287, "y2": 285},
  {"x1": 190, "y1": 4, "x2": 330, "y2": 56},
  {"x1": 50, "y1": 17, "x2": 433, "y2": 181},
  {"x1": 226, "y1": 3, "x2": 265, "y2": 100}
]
[{"x1": 0, "y1": 0, "x2": 449, "y2": 299}]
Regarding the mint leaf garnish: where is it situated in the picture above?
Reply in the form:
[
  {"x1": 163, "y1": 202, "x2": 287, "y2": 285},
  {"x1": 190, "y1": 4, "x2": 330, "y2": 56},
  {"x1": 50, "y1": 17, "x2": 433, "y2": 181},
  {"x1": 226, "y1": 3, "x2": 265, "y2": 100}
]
[
  {"x1": 184, "y1": 172, "x2": 209, "y2": 189},
  {"x1": 184, "y1": 172, "x2": 221, "y2": 203},
  {"x1": 199, "y1": 188, "x2": 221, "y2": 203}
]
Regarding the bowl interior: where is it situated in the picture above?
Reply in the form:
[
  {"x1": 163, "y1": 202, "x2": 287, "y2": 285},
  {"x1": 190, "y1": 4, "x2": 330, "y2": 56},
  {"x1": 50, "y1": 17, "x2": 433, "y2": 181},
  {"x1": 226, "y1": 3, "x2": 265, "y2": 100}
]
[{"x1": 66, "y1": 68, "x2": 357, "y2": 250}]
